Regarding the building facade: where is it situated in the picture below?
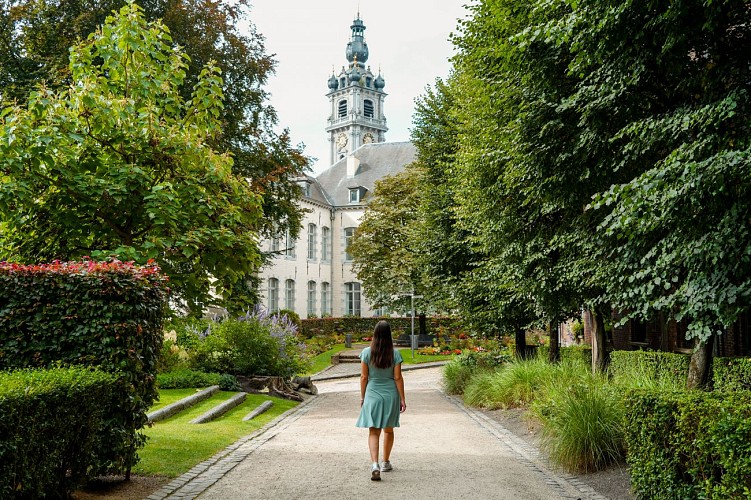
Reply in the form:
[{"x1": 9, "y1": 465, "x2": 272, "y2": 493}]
[{"x1": 258, "y1": 15, "x2": 415, "y2": 318}]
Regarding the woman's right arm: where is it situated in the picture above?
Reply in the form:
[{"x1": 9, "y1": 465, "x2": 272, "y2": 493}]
[{"x1": 360, "y1": 362, "x2": 369, "y2": 407}]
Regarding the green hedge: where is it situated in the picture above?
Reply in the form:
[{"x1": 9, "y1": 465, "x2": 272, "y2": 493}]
[
  {"x1": 625, "y1": 389, "x2": 751, "y2": 498},
  {"x1": 712, "y1": 357, "x2": 751, "y2": 391},
  {"x1": 609, "y1": 350, "x2": 690, "y2": 388},
  {"x1": 538, "y1": 345, "x2": 593, "y2": 364},
  {"x1": 0, "y1": 260, "x2": 167, "y2": 476},
  {"x1": 0, "y1": 367, "x2": 118, "y2": 498},
  {"x1": 300, "y1": 316, "x2": 462, "y2": 338}
]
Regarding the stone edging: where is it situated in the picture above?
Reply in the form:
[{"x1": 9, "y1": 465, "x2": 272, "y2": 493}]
[
  {"x1": 147, "y1": 385, "x2": 220, "y2": 423},
  {"x1": 443, "y1": 393, "x2": 611, "y2": 500},
  {"x1": 145, "y1": 394, "x2": 324, "y2": 500}
]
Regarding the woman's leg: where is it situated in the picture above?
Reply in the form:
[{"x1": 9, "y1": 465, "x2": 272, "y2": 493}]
[
  {"x1": 368, "y1": 427, "x2": 381, "y2": 463},
  {"x1": 382, "y1": 427, "x2": 394, "y2": 461}
]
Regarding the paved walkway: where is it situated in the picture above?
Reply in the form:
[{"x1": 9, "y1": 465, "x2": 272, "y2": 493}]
[{"x1": 148, "y1": 367, "x2": 609, "y2": 500}]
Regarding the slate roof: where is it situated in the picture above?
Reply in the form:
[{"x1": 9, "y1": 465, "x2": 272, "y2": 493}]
[{"x1": 313, "y1": 141, "x2": 416, "y2": 207}]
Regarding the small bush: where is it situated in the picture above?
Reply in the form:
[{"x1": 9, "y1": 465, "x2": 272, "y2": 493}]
[
  {"x1": 277, "y1": 309, "x2": 302, "y2": 329},
  {"x1": 156, "y1": 369, "x2": 240, "y2": 391},
  {"x1": 190, "y1": 307, "x2": 310, "y2": 377},
  {"x1": 609, "y1": 350, "x2": 689, "y2": 389},
  {"x1": 463, "y1": 356, "x2": 555, "y2": 409},
  {"x1": 0, "y1": 367, "x2": 118, "y2": 497},
  {"x1": 442, "y1": 349, "x2": 512, "y2": 395},
  {"x1": 532, "y1": 377, "x2": 625, "y2": 473},
  {"x1": 625, "y1": 389, "x2": 751, "y2": 498},
  {"x1": 712, "y1": 357, "x2": 751, "y2": 391}
]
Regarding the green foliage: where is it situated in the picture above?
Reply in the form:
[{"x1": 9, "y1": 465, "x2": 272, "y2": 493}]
[
  {"x1": 463, "y1": 356, "x2": 566, "y2": 409},
  {"x1": 0, "y1": 367, "x2": 118, "y2": 497},
  {"x1": 156, "y1": 369, "x2": 239, "y2": 391},
  {"x1": 0, "y1": 2, "x2": 265, "y2": 313},
  {"x1": 609, "y1": 351, "x2": 689, "y2": 390},
  {"x1": 712, "y1": 357, "x2": 751, "y2": 392},
  {"x1": 0, "y1": 260, "x2": 167, "y2": 475},
  {"x1": 625, "y1": 390, "x2": 751, "y2": 498},
  {"x1": 441, "y1": 349, "x2": 510, "y2": 395},
  {"x1": 0, "y1": 0, "x2": 309, "y2": 257},
  {"x1": 532, "y1": 377, "x2": 624, "y2": 473},
  {"x1": 277, "y1": 309, "x2": 302, "y2": 329},
  {"x1": 189, "y1": 312, "x2": 309, "y2": 378},
  {"x1": 349, "y1": 166, "x2": 425, "y2": 311}
]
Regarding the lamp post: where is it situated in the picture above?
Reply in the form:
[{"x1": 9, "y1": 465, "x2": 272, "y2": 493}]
[{"x1": 407, "y1": 292, "x2": 423, "y2": 359}]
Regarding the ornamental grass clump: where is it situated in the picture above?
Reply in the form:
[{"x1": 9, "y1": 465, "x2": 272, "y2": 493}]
[
  {"x1": 532, "y1": 376, "x2": 625, "y2": 473},
  {"x1": 463, "y1": 355, "x2": 557, "y2": 409}
]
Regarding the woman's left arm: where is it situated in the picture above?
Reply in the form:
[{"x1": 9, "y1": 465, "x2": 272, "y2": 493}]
[
  {"x1": 360, "y1": 362, "x2": 369, "y2": 407},
  {"x1": 394, "y1": 363, "x2": 406, "y2": 412}
]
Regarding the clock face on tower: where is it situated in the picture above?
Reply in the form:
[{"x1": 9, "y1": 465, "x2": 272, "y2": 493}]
[
  {"x1": 363, "y1": 132, "x2": 374, "y2": 144},
  {"x1": 336, "y1": 133, "x2": 348, "y2": 150}
]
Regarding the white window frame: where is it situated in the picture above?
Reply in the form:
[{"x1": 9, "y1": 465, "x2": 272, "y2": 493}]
[
  {"x1": 307, "y1": 281, "x2": 317, "y2": 317},
  {"x1": 344, "y1": 227, "x2": 355, "y2": 262},
  {"x1": 267, "y1": 278, "x2": 279, "y2": 312},
  {"x1": 285, "y1": 279, "x2": 295, "y2": 310},
  {"x1": 321, "y1": 226, "x2": 330, "y2": 261},
  {"x1": 345, "y1": 282, "x2": 361, "y2": 317},
  {"x1": 307, "y1": 223, "x2": 317, "y2": 260},
  {"x1": 321, "y1": 282, "x2": 330, "y2": 316}
]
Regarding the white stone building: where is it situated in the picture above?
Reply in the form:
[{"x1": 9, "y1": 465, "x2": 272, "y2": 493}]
[{"x1": 257, "y1": 15, "x2": 416, "y2": 318}]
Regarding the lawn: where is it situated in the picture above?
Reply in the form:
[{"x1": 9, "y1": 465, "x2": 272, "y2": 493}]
[
  {"x1": 134, "y1": 390, "x2": 298, "y2": 478},
  {"x1": 304, "y1": 343, "x2": 348, "y2": 375}
]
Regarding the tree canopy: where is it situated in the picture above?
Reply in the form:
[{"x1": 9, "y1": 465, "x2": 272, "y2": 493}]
[{"x1": 0, "y1": 2, "x2": 264, "y2": 312}]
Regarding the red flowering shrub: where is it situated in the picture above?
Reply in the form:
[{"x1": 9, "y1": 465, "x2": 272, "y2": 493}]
[{"x1": 0, "y1": 259, "x2": 168, "y2": 477}]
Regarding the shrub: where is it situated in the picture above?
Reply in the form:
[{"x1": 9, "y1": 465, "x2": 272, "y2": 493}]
[
  {"x1": 0, "y1": 260, "x2": 167, "y2": 476},
  {"x1": 190, "y1": 307, "x2": 310, "y2": 377},
  {"x1": 609, "y1": 350, "x2": 689, "y2": 390},
  {"x1": 532, "y1": 376, "x2": 625, "y2": 473},
  {"x1": 156, "y1": 369, "x2": 240, "y2": 391},
  {"x1": 463, "y1": 356, "x2": 556, "y2": 409},
  {"x1": 625, "y1": 389, "x2": 751, "y2": 498},
  {"x1": 0, "y1": 367, "x2": 118, "y2": 497},
  {"x1": 442, "y1": 349, "x2": 513, "y2": 395},
  {"x1": 712, "y1": 357, "x2": 751, "y2": 391},
  {"x1": 300, "y1": 316, "x2": 462, "y2": 338},
  {"x1": 277, "y1": 309, "x2": 301, "y2": 329}
]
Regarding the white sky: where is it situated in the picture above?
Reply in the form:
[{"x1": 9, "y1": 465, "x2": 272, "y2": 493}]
[{"x1": 247, "y1": 1, "x2": 470, "y2": 174}]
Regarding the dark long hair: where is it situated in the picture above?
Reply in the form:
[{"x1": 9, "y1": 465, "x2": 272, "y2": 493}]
[{"x1": 370, "y1": 321, "x2": 394, "y2": 369}]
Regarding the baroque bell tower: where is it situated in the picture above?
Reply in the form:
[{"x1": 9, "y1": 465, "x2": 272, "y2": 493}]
[{"x1": 326, "y1": 14, "x2": 388, "y2": 165}]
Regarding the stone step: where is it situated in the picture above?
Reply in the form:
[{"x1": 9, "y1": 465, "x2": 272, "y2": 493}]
[
  {"x1": 190, "y1": 392, "x2": 247, "y2": 424},
  {"x1": 147, "y1": 385, "x2": 220, "y2": 423}
]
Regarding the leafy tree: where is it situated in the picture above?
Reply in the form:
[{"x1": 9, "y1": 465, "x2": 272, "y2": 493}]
[
  {"x1": 0, "y1": 2, "x2": 263, "y2": 313},
  {"x1": 348, "y1": 167, "x2": 423, "y2": 312},
  {"x1": 0, "y1": 0, "x2": 308, "y2": 254}
]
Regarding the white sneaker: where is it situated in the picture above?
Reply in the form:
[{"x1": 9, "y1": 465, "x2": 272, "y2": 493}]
[
  {"x1": 371, "y1": 462, "x2": 381, "y2": 481},
  {"x1": 381, "y1": 461, "x2": 393, "y2": 472}
]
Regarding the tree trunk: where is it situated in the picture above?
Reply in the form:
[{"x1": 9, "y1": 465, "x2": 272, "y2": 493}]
[
  {"x1": 659, "y1": 312, "x2": 670, "y2": 352},
  {"x1": 419, "y1": 313, "x2": 427, "y2": 337},
  {"x1": 687, "y1": 335, "x2": 714, "y2": 389},
  {"x1": 586, "y1": 309, "x2": 608, "y2": 374},
  {"x1": 515, "y1": 326, "x2": 528, "y2": 360},
  {"x1": 547, "y1": 322, "x2": 560, "y2": 363}
]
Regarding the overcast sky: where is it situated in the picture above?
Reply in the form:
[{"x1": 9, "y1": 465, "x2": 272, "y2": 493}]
[{"x1": 247, "y1": 1, "x2": 470, "y2": 174}]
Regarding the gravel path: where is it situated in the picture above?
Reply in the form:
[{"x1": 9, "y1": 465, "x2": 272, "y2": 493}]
[{"x1": 178, "y1": 368, "x2": 607, "y2": 500}]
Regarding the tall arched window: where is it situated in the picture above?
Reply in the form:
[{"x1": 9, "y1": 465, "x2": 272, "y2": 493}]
[
  {"x1": 307, "y1": 281, "x2": 317, "y2": 317},
  {"x1": 321, "y1": 282, "x2": 330, "y2": 316},
  {"x1": 338, "y1": 100, "x2": 347, "y2": 118},
  {"x1": 321, "y1": 226, "x2": 330, "y2": 261},
  {"x1": 307, "y1": 223, "x2": 317, "y2": 260},
  {"x1": 285, "y1": 279, "x2": 295, "y2": 310},
  {"x1": 344, "y1": 227, "x2": 356, "y2": 261},
  {"x1": 345, "y1": 282, "x2": 361, "y2": 317},
  {"x1": 267, "y1": 278, "x2": 279, "y2": 312}
]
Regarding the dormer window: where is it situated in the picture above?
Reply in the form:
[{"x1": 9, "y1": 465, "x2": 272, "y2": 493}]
[
  {"x1": 349, "y1": 186, "x2": 367, "y2": 204},
  {"x1": 366, "y1": 77, "x2": 372, "y2": 87},
  {"x1": 298, "y1": 180, "x2": 312, "y2": 197}
]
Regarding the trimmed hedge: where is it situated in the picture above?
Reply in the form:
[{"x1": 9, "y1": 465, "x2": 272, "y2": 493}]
[
  {"x1": 538, "y1": 345, "x2": 593, "y2": 364},
  {"x1": 625, "y1": 389, "x2": 751, "y2": 498},
  {"x1": 0, "y1": 260, "x2": 168, "y2": 476},
  {"x1": 0, "y1": 367, "x2": 118, "y2": 498},
  {"x1": 609, "y1": 350, "x2": 690, "y2": 388},
  {"x1": 712, "y1": 357, "x2": 751, "y2": 391},
  {"x1": 300, "y1": 316, "x2": 462, "y2": 338}
]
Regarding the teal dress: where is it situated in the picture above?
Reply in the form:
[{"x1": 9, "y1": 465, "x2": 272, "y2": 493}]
[{"x1": 356, "y1": 347, "x2": 404, "y2": 429}]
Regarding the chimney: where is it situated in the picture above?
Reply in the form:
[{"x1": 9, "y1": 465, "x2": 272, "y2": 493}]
[{"x1": 346, "y1": 155, "x2": 360, "y2": 178}]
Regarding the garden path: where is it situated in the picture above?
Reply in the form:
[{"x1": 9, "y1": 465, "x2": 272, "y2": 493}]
[{"x1": 169, "y1": 368, "x2": 609, "y2": 500}]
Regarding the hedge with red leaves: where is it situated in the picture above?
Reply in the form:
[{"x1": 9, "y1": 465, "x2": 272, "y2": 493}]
[{"x1": 0, "y1": 259, "x2": 168, "y2": 477}]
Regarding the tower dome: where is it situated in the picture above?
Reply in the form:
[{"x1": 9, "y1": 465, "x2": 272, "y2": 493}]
[
  {"x1": 345, "y1": 16, "x2": 369, "y2": 65},
  {"x1": 328, "y1": 73, "x2": 338, "y2": 90},
  {"x1": 374, "y1": 73, "x2": 385, "y2": 90}
]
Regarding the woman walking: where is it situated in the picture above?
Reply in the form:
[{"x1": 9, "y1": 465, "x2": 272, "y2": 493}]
[{"x1": 356, "y1": 320, "x2": 407, "y2": 481}]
